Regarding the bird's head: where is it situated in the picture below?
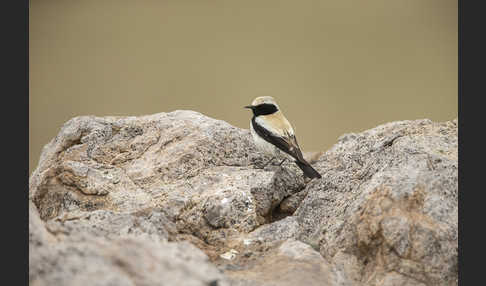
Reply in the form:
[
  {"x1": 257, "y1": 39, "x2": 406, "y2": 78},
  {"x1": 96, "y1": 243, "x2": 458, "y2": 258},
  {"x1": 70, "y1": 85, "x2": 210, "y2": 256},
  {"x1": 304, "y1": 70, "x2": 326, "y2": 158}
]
[{"x1": 244, "y1": 96, "x2": 279, "y2": 116}]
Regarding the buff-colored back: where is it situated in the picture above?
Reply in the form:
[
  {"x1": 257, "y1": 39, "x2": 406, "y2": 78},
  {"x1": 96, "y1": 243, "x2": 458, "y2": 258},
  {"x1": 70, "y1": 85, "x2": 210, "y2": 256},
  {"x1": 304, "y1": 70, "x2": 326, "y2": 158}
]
[{"x1": 251, "y1": 96, "x2": 294, "y2": 136}]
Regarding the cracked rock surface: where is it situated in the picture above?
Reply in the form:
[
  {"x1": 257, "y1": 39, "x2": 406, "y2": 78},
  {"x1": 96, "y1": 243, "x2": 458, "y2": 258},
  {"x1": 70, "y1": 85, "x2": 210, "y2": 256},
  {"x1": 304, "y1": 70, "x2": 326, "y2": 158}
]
[
  {"x1": 295, "y1": 118, "x2": 458, "y2": 286},
  {"x1": 29, "y1": 111, "x2": 457, "y2": 286}
]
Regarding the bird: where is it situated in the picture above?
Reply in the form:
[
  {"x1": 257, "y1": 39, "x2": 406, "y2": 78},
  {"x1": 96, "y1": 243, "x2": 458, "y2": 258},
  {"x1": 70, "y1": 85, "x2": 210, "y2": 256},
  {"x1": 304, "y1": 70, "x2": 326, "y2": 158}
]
[{"x1": 244, "y1": 96, "x2": 322, "y2": 179}]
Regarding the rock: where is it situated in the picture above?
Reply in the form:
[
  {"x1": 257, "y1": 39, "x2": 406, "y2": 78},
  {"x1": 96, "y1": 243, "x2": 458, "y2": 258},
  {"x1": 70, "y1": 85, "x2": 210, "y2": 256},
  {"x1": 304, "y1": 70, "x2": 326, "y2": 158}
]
[
  {"x1": 220, "y1": 249, "x2": 239, "y2": 260},
  {"x1": 29, "y1": 201, "x2": 55, "y2": 248},
  {"x1": 29, "y1": 110, "x2": 307, "y2": 285},
  {"x1": 44, "y1": 208, "x2": 177, "y2": 243},
  {"x1": 29, "y1": 111, "x2": 457, "y2": 286},
  {"x1": 225, "y1": 239, "x2": 340, "y2": 286},
  {"x1": 294, "y1": 118, "x2": 458, "y2": 285},
  {"x1": 277, "y1": 189, "x2": 308, "y2": 215},
  {"x1": 240, "y1": 216, "x2": 300, "y2": 246},
  {"x1": 29, "y1": 199, "x2": 229, "y2": 286},
  {"x1": 29, "y1": 111, "x2": 305, "y2": 243}
]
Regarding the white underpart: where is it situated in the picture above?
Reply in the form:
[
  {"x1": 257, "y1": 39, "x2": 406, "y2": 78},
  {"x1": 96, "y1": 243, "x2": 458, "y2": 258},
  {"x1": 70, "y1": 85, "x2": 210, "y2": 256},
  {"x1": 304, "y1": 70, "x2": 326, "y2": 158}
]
[{"x1": 250, "y1": 118, "x2": 295, "y2": 161}]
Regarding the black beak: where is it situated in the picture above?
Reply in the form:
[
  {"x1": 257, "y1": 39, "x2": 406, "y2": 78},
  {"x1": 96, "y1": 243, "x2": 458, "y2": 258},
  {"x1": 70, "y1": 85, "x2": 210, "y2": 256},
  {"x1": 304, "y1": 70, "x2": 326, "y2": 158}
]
[{"x1": 244, "y1": 105, "x2": 254, "y2": 109}]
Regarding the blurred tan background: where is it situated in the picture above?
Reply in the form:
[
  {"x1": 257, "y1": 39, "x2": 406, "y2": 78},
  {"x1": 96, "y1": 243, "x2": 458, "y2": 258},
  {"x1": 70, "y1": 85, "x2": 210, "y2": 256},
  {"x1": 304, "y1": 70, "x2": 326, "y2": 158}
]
[{"x1": 29, "y1": 0, "x2": 457, "y2": 175}]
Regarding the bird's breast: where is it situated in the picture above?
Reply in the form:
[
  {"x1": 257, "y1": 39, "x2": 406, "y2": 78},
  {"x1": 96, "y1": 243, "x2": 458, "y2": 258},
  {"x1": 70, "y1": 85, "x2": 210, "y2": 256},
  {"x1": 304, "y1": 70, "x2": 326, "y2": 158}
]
[{"x1": 250, "y1": 122, "x2": 277, "y2": 156}]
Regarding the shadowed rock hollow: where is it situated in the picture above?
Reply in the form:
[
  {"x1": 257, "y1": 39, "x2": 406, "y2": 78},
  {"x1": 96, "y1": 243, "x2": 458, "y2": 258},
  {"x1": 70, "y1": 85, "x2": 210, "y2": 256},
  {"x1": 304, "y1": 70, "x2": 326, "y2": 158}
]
[{"x1": 29, "y1": 111, "x2": 458, "y2": 286}]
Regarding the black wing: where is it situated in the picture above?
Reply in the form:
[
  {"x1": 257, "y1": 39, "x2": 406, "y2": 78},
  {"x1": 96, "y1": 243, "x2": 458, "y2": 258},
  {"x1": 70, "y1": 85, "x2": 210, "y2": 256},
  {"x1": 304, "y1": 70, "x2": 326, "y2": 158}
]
[
  {"x1": 251, "y1": 117, "x2": 306, "y2": 163},
  {"x1": 252, "y1": 117, "x2": 322, "y2": 179}
]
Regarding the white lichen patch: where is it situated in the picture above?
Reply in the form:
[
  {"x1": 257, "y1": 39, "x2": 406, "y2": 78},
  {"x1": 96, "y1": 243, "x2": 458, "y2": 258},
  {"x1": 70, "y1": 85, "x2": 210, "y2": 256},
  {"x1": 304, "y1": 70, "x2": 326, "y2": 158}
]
[{"x1": 220, "y1": 249, "x2": 239, "y2": 260}]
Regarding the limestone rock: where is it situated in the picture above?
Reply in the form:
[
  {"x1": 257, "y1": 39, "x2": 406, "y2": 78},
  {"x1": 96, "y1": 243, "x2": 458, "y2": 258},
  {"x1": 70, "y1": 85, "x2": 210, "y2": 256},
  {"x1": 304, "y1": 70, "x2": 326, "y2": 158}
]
[
  {"x1": 29, "y1": 111, "x2": 457, "y2": 286},
  {"x1": 225, "y1": 239, "x2": 340, "y2": 286},
  {"x1": 44, "y1": 208, "x2": 177, "y2": 243},
  {"x1": 29, "y1": 111, "x2": 305, "y2": 243},
  {"x1": 29, "y1": 199, "x2": 228, "y2": 286},
  {"x1": 29, "y1": 110, "x2": 307, "y2": 285},
  {"x1": 295, "y1": 118, "x2": 458, "y2": 285}
]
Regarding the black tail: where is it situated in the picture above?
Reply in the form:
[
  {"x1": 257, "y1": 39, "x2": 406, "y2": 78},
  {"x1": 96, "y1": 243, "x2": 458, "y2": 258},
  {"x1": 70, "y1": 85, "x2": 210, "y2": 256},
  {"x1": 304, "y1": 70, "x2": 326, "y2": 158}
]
[{"x1": 295, "y1": 160, "x2": 322, "y2": 179}]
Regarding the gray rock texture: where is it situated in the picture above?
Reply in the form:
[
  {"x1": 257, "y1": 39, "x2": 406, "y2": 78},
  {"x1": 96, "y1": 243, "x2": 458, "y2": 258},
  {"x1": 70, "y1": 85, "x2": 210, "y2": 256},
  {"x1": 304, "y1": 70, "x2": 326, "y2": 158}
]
[
  {"x1": 29, "y1": 111, "x2": 457, "y2": 286},
  {"x1": 295, "y1": 118, "x2": 458, "y2": 286},
  {"x1": 29, "y1": 201, "x2": 228, "y2": 286},
  {"x1": 225, "y1": 239, "x2": 337, "y2": 286}
]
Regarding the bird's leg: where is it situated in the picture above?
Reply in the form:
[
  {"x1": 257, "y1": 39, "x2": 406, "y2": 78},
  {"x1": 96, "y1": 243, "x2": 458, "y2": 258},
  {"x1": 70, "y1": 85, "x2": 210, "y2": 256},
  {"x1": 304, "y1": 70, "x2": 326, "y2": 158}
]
[
  {"x1": 278, "y1": 158, "x2": 287, "y2": 166},
  {"x1": 261, "y1": 157, "x2": 275, "y2": 169}
]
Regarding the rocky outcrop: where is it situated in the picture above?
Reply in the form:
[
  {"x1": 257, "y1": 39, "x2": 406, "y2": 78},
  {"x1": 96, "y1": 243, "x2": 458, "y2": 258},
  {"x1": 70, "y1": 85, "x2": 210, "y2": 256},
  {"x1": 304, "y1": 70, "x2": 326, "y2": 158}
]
[
  {"x1": 29, "y1": 110, "x2": 457, "y2": 286},
  {"x1": 295, "y1": 118, "x2": 458, "y2": 286},
  {"x1": 29, "y1": 201, "x2": 228, "y2": 286}
]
